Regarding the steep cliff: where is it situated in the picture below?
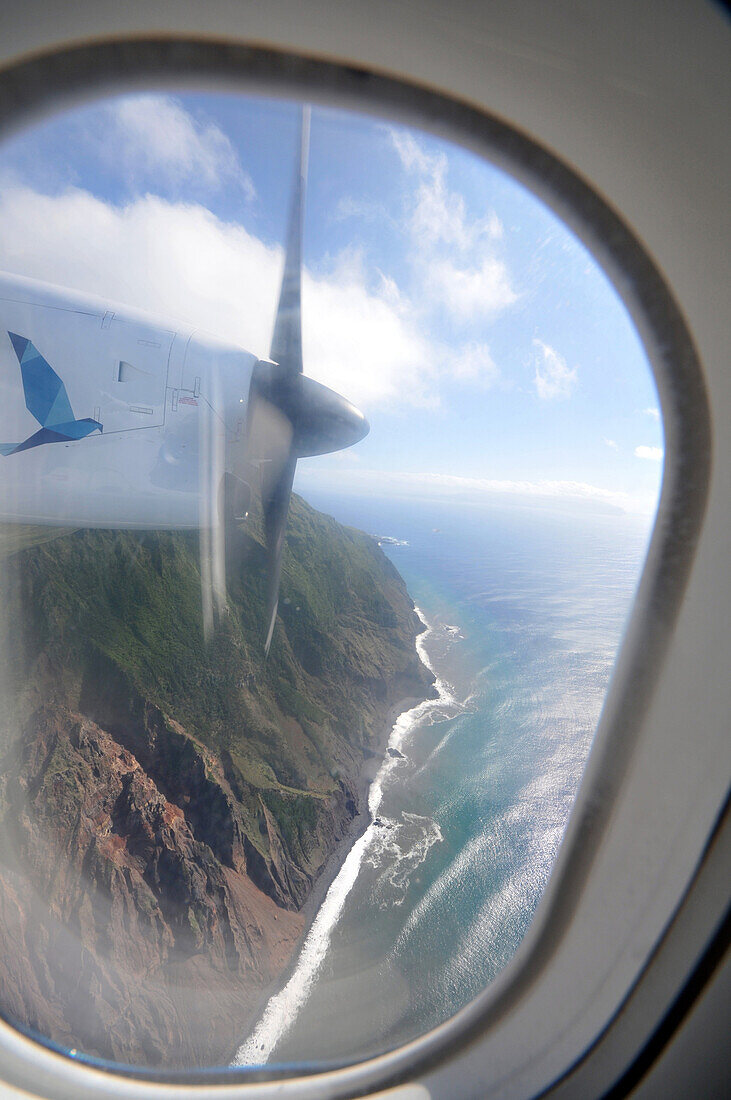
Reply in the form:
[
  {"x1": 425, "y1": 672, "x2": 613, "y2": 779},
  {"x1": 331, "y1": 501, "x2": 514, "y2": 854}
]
[{"x1": 0, "y1": 495, "x2": 434, "y2": 1067}]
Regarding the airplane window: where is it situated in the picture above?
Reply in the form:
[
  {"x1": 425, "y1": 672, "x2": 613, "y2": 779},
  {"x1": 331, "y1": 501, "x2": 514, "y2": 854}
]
[{"x1": 0, "y1": 91, "x2": 663, "y2": 1073}]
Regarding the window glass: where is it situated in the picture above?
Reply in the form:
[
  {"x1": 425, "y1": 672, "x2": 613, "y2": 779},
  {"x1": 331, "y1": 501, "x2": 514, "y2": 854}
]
[{"x1": 0, "y1": 93, "x2": 662, "y2": 1070}]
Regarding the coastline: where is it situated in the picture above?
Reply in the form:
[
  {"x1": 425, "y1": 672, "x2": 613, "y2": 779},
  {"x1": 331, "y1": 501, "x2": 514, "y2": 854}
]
[
  {"x1": 229, "y1": 691, "x2": 428, "y2": 1065},
  {"x1": 298, "y1": 693, "x2": 428, "y2": 934},
  {"x1": 231, "y1": 613, "x2": 439, "y2": 1065}
]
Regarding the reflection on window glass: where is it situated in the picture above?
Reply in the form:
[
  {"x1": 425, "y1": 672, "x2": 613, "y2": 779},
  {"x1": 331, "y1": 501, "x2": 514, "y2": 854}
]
[{"x1": 0, "y1": 92, "x2": 662, "y2": 1070}]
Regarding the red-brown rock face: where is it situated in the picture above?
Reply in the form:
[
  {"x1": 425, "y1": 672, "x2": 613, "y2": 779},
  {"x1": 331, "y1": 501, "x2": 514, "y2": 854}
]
[{"x1": 0, "y1": 704, "x2": 305, "y2": 1066}]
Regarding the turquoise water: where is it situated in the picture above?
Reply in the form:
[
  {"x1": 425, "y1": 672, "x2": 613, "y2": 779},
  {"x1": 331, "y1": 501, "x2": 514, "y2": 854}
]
[{"x1": 236, "y1": 494, "x2": 653, "y2": 1066}]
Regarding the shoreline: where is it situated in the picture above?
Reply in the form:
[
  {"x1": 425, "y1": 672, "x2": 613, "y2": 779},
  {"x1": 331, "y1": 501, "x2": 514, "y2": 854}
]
[
  {"x1": 298, "y1": 693, "x2": 428, "y2": 935},
  {"x1": 229, "y1": 693, "x2": 427, "y2": 1065},
  {"x1": 296, "y1": 616, "x2": 440, "y2": 937},
  {"x1": 284, "y1": 613, "x2": 439, "y2": 941},
  {"x1": 230, "y1": 613, "x2": 438, "y2": 1065}
]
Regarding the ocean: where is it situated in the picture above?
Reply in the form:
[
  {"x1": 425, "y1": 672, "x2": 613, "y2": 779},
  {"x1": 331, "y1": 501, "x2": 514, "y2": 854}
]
[{"x1": 234, "y1": 493, "x2": 654, "y2": 1067}]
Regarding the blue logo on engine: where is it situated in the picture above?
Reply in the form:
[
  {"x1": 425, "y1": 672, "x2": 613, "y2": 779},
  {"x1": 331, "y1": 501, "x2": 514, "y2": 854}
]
[{"x1": 1, "y1": 332, "x2": 102, "y2": 455}]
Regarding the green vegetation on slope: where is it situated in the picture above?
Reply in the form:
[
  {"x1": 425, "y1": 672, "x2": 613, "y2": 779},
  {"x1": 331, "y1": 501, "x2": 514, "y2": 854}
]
[{"x1": 1, "y1": 493, "x2": 432, "y2": 899}]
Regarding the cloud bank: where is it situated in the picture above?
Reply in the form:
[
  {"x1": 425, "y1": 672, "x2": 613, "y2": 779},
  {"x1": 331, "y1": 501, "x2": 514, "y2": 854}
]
[
  {"x1": 0, "y1": 185, "x2": 435, "y2": 411},
  {"x1": 0, "y1": 125, "x2": 520, "y2": 412},
  {"x1": 297, "y1": 465, "x2": 656, "y2": 515}
]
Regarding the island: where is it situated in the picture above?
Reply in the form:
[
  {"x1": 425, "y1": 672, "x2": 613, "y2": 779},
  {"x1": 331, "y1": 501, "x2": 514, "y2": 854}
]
[{"x1": 0, "y1": 494, "x2": 435, "y2": 1068}]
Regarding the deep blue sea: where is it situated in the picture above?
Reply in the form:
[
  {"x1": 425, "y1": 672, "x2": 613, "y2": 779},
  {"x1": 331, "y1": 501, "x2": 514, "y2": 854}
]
[{"x1": 235, "y1": 493, "x2": 654, "y2": 1067}]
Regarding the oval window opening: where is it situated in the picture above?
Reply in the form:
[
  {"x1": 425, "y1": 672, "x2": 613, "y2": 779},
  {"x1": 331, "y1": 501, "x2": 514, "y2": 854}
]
[{"x1": 0, "y1": 91, "x2": 663, "y2": 1071}]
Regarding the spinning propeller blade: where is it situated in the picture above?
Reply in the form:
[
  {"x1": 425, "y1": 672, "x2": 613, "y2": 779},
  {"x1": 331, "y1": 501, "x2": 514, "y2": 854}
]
[
  {"x1": 244, "y1": 105, "x2": 369, "y2": 653},
  {"x1": 269, "y1": 106, "x2": 309, "y2": 377},
  {"x1": 261, "y1": 106, "x2": 309, "y2": 654}
]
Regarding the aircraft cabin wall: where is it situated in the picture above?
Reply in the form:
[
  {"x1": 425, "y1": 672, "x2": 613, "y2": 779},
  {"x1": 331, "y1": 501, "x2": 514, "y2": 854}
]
[{"x1": 0, "y1": 2, "x2": 727, "y2": 1099}]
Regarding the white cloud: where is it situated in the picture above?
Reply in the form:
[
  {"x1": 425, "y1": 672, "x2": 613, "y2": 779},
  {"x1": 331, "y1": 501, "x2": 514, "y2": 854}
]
[
  {"x1": 108, "y1": 96, "x2": 256, "y2": 199},
  {"x1": 426, "y1": 255, "x2": 516, "y2": 320},
  {"x1": 635, "y1": 445, "x2": 663, "y2": 461},
  {"x1": 303, "y1": 252, "x2": 435, "y2": 408},
  {"x1": 390, "y1": 128, "x2": 516, "y2": 321},
  {"x1": 410, "y1": 168, "x2": 503, "y2": 253},
  {"x1": 446, "y1": 342, "x2": 500, "y2": 386},
  {"x1": 533, "y1": 339, "x2": 578, "y2": 400},
  {"x1": 334, "y1": 196, "x2": 390, "y2": 224},
  {"x1": 375, "y1": 270, "x2": 405, "y2": 309},
  {"x1": 0, "y1": 185, "x2": 435, "y2": 412},
  {"x1": 644, "y1": 406, "x2": 661, "y2": 420},
  {"x1": 486, "y1": 210, "x2": 504, "y2": 240},
  {"x1": 604, "y1": 438, "x2": 619, "y2": 450},
  {"x1": 390, "y1": 130, "x2": 440, "y2": 177},
  {"x1": 0, "y1": 185, "x2": 276, "y2": 344}
]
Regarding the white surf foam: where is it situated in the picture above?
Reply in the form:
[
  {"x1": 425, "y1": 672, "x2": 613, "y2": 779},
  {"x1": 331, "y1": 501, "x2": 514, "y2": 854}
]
[
  {"x1": 365, "y1": 811, "x2": 444, "y2": 908},
  {"x1": 232, "y1": 608, "x2": 454, "y2": 1066}
]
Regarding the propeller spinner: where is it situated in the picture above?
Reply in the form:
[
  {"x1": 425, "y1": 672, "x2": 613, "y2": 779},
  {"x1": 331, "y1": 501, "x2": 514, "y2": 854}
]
[{"x1": 246, "y1": 106, "x2": 369, "y2": 653}]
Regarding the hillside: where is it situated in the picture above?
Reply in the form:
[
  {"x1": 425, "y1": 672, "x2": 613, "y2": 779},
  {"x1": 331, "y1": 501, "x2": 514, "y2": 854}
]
[{"x1": 0, "y1": 495, "x2": 434, "y2": 1067}]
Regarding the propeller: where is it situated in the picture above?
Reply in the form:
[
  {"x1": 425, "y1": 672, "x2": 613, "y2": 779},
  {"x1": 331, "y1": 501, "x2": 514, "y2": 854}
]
[{"x1": 245, "y1": 106, "x2": 370, "y2": 654}]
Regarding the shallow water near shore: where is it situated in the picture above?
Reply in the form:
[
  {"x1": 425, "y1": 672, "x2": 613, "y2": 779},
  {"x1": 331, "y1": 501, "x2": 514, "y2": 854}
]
[{"x1": 235, "y1": 493, "x2": 654, "y2": 1066}]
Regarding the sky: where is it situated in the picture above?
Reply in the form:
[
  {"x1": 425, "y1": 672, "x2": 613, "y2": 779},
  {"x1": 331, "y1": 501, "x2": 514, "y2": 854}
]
[{"x1": 0, "y1": 92, "x2": 664, "y2": 518}]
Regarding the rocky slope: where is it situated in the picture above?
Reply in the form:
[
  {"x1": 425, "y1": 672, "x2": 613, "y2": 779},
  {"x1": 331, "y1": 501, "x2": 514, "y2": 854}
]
[{"x1": 0, "y1": 495, "x2": 434, "y2": 1067}]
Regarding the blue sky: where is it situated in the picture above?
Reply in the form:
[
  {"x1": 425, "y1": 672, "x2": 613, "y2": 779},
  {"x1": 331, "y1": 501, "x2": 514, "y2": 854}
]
[{"x1": 0, "y1": 92, "x2": 663, "y2": 516}]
